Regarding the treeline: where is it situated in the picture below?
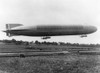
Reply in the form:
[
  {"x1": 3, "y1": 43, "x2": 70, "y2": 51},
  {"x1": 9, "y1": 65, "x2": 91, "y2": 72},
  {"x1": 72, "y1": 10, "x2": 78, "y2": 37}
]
[
  {"x1": 0, "y1": 39, "x2": 100, "y2": 47},
  {"x1": 35, "y1": 40, "x2": 100, "y2": 47},
  {"x1": 0, "y1": 39, "x2": 29, "y2": 45}
]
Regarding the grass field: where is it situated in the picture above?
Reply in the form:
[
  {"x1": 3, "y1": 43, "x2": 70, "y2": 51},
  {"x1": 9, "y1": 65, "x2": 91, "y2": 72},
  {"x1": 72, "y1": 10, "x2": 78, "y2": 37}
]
[
  {"x1": 0, "y1": 43, "x2": 95, "y2": 52},
  {"x1": 0, "y1": 43, "x2": 99, "y2": 73},
  {"x1": 0, "y1": 54, "x2": 98, "y2": 73}
]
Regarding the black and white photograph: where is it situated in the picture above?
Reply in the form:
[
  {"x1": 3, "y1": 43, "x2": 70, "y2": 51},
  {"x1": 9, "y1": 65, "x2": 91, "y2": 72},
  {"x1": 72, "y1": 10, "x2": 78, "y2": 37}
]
[{"x1": 0, "y1": 0, "x2": 99, "y2": 73}]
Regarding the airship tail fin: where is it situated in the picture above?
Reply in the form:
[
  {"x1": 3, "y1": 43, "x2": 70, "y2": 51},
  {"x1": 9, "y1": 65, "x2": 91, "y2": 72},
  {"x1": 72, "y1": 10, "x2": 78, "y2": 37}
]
[
  {"x1": 5, "y1": 24, "x2": 23, "y2": 37},
  {"x1": 6, "y1": 24, "x2": 23, "y2": 30}
]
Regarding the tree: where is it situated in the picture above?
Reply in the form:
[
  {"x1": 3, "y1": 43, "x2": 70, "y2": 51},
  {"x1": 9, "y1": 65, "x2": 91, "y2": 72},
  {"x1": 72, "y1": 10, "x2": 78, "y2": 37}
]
[{"x1": 35, "y1": 40, "x2": 40, "y2": 44}]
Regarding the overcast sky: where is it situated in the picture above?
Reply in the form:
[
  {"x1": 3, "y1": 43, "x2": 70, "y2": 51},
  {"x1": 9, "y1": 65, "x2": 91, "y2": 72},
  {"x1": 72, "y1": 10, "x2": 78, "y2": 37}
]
[{"x1": 0, "y1": 0, "x2": 100, "y2": 44}]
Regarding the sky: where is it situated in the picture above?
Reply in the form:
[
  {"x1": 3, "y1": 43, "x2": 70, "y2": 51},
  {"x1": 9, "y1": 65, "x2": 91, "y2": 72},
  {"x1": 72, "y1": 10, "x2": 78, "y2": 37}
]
[{"x1": 0, "y1": 0, "x2": 100, "y2": 44}]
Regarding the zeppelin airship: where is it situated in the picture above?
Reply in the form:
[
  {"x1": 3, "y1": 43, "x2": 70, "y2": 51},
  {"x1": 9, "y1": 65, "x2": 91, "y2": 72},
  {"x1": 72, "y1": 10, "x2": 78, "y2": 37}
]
[{"x1": 3, "y1": 24, "x2": 97, "y2": 39}]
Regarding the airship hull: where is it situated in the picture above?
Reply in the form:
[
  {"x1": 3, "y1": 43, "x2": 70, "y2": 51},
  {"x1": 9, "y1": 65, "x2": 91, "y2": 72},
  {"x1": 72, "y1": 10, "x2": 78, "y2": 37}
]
[{"x1": 4, "y1": 24, "x2": 97, "y2": 37}]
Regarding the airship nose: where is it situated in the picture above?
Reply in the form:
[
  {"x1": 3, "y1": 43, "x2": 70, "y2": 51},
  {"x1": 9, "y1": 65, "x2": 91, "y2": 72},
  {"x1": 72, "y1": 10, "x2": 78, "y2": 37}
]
[
  {"x1": 84, "y1": 26, "x2": 97, "y2": 34},
  {"x1": 90, "y1": 26, "x2": 97, "y2": 33},
  {"x1": 84, "y1": 25, "x2": 97, "y2": 33}
]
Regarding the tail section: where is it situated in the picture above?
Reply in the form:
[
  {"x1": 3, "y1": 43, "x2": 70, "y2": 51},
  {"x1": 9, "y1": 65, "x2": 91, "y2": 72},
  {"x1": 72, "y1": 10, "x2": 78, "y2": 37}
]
[
  {"x1": 5, "y1": 24, "x2": 23, "y2": 37},
  {"x1": 6, "y1": 24, "x2": 23, "y2": 30}
]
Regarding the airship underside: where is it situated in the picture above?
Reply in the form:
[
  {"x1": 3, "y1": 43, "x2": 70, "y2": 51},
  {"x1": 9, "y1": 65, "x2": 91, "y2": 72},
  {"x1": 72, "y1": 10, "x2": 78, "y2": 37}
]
[{"x1": 4, "y1": 24, "x2": 97, "y2": 38}]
